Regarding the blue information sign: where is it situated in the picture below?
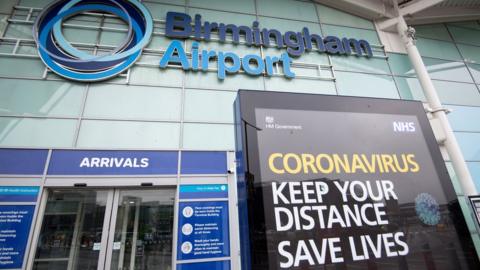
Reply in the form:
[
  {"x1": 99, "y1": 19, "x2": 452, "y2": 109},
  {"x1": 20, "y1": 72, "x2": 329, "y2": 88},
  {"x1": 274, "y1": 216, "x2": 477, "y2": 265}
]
[
  {"x1": 0, "y1": 187, "x2": 39, "y2": 203},
  {"x1": 177, "y1": 201, "x2": 230, "y2": 260},
  {"x1": 179, "y1": 184, "x2": 228, "y2": 199},
  {"x1": 0, "y1": 205, "x2": 35, "y2": 269},
  {"x1": 48, "y1": 150, "x2": 178, "y2": 175}
]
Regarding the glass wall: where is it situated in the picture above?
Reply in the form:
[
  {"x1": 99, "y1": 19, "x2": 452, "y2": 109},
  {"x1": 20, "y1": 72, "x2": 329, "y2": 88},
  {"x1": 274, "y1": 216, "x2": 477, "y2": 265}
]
[{"x1": 0, "y1": 0, "x2": 389, "y2": 150}]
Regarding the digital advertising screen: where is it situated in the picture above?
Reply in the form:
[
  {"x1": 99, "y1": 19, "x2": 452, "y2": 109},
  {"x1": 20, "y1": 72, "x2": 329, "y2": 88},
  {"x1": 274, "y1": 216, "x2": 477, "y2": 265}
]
[{"x1": 234, "y1": 91, "x2": 480, "y2": 270}]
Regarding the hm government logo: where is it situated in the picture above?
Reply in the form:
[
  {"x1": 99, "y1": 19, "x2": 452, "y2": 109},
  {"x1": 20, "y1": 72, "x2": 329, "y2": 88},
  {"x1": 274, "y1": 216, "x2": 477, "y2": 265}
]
[
  {"x1": 33, "y1": 0, "x2": 153, "y2": 82},
  {"x1": 265, "y1": 115, "x2": 302, "y2": 131}
]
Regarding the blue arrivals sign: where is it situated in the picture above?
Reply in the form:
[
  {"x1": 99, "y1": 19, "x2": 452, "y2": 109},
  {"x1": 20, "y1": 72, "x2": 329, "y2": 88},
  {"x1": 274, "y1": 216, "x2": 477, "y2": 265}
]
[
  {"x1": 48, "y1": 150, "x2": 179, "y2": 175},
  {"x1": 0, "y1": 149, "x2": 227, "y2": 176},
  {"x1": 0, "y1": 205, "x2": 35, "y2": 269}
]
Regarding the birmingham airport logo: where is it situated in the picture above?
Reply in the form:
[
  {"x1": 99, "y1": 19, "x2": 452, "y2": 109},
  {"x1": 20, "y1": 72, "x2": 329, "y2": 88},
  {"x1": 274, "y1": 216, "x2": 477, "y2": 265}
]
[
  {"x1": 33, "y1": 0, "x2": 153, "y2": 82},
  {"x1": 33, "y1": 0, "x2": 373, "y2": 82}
]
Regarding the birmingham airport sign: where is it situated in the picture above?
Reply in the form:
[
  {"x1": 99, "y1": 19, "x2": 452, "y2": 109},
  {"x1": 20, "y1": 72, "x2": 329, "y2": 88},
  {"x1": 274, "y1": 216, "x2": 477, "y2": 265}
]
[{"x1": 33, "y1": 0, "x2": 373, "y2": 82}]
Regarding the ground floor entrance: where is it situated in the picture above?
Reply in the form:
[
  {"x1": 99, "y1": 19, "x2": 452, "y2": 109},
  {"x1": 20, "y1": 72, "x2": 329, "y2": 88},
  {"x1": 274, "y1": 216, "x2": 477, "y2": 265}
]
[
  {"x1": 32, "y1": 188, "x2": 176, "y2": 270},
  {"x1": 0, "y1": 149, "x2": 236, "y2": 270}
]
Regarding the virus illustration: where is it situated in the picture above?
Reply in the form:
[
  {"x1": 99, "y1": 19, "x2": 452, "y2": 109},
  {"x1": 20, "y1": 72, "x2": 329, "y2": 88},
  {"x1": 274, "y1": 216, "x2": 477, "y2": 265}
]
[{"x1": 415, "y1": 193, "x2": 441, "y2": 226}]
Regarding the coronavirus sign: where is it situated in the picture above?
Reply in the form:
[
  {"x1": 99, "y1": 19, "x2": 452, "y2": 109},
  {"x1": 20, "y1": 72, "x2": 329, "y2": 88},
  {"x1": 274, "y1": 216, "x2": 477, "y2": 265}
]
[{"x1": 234, "y1": 91, "x2": 480, "y2": 270}]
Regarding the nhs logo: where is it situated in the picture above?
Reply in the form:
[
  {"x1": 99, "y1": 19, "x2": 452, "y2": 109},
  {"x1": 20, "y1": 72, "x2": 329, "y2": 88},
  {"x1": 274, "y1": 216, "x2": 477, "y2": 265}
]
[{"x1": 393, "y1": 121, "x2": 416, "y2": 132}]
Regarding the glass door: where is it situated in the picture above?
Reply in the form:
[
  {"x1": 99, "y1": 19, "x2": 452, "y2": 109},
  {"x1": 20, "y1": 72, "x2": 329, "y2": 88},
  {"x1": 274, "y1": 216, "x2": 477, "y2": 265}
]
[
  {"x1": 33, "y1": 189, "x2": 111, "y2": 270},
  {"x1": 32, "y1": 188, "x2": 175, "y2": 270},
  {"x1": 105, "y1": 189, "x2": 175, "y2": 270}
]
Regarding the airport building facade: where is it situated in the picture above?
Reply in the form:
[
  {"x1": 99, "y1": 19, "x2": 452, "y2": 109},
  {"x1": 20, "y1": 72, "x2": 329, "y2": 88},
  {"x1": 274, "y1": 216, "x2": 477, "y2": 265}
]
[{"x1": 1, "y1": 0, "x2": 480, "y2": 269}]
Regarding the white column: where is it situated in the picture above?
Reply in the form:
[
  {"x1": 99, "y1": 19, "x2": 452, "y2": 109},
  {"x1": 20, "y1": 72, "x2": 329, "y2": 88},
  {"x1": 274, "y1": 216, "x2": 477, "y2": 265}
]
[{"x1": 396, "y1": 16, "x2": 478, "y2": 196}]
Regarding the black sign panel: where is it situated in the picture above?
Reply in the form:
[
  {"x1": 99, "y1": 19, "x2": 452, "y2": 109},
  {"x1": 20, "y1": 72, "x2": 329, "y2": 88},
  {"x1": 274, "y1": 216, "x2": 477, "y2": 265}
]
[{"x1": 234, "y1": 91, "x2": 480, "y2": 270}]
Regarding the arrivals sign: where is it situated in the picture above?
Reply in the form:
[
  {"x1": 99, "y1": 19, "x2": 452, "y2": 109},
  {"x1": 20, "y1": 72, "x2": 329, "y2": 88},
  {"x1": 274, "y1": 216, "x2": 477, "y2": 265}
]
[
  {"x1": 0, "y1": 149, "x2": 227, "y2": 176},
  {"x1": 234, "y1": 91, "x2": 478, "y2": 269},
  {"x1": 47, "y1": 150, "x2": 178, "y2": 175}
]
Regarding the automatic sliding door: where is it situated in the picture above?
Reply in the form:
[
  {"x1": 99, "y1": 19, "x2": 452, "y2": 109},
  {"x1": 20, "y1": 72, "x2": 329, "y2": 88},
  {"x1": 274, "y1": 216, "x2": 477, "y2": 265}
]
[
  {"x1": 107, "y1": 189, "x2": 175, "y2": 270},
  {"x1": 33, "y1": 189, "x2": 111, "y2": 270},
  {"x1": 32, "y1": 188, "x2": 175, "y2": 270}
]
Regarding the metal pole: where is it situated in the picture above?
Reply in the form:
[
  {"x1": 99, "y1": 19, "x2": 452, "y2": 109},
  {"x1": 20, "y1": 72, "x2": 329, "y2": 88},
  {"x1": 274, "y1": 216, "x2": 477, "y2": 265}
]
[{"x1": 396, "y1": 15, "x2": 477, "y2": 196}]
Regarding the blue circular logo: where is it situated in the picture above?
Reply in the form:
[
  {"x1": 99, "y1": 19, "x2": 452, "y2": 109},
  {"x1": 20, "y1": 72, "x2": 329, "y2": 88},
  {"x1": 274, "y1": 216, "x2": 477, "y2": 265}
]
[{"x1": 33, "y1": 0, "x2": 153, "y2": 82}]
